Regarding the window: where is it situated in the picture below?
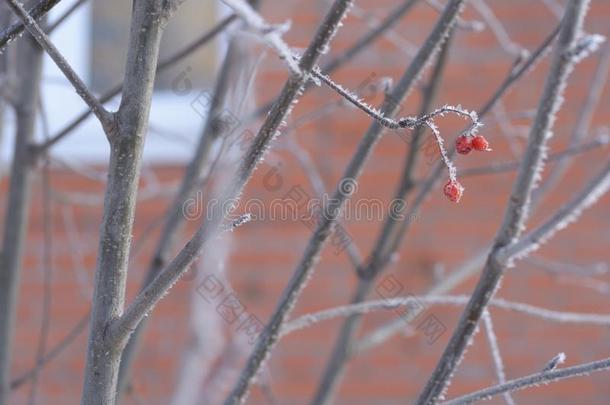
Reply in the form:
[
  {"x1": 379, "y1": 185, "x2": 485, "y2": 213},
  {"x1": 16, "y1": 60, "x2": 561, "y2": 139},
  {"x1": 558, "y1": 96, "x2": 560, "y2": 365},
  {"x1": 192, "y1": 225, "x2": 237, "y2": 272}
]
[
  {"x1": 8, "y1": 0, "x2": 226, "y2": 165},
  {"x1": 90, "y1": 0, "x2": 219, "y2": 91}
]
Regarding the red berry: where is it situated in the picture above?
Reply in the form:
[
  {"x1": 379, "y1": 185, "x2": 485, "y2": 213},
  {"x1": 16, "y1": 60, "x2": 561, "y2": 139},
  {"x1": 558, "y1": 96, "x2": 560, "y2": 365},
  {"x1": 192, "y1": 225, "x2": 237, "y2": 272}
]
[
  {"x1": 455, "y1": 135, "x2": 473, "y2": 155},
  {"x1": 472, "y1": 135, "x2": 491, "y2": 151},
  {"x1": 443, "y1": 180, "x2": 464, "y2": 203}
]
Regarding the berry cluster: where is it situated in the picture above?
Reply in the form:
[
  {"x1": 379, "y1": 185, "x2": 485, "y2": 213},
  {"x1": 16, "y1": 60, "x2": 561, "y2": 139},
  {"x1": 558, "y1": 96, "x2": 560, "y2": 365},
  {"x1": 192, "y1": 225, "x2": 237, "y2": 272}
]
[
  {"x1": 443, "y1": 135, "x2": 492, "y2": 203},
  {"x1": 456, "y1": 134, "x2": 492, "y2": 154}
]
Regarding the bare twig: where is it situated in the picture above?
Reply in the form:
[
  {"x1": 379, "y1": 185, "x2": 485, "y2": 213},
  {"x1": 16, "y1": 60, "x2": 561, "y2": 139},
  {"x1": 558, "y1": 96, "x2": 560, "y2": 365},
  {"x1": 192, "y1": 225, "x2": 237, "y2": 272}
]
[
  {"x1": 282, "y1": 135, "x2": 363, "y2": 268},
  {"x1": 342, "y1": 22, "x2": 563, "y2": 359},
  {"x1": 322, "y1": 0, "x2": 419, "y2": 74},
  {"x1": 532, "y1": 43, "x2": 610, "y2": 207},
  {"x1": 5, "y1": 0, "x2": 113, "y2": 130},
  {"x1": 441, "y1": 356, "x2": 610, "y2": 405},
  {"x1": 222, "y1": 0, "x2": 300, "y2": 74},
  {"x1": 281, "y1": 295, "x2": 610, "y2": 336},
  {"x1": 312, "y1": 33, "x2": 455, "y2": 405},
  {"x1": 0, "y1": 0, "x2": 61, "y2": 50},
  {"x1": 0, "y1": 9, "x2": 44, "y2": 403},
  {"x1": 501, "y1": 158, "x2": 610, "y2": 262},
  {"x1": 471, "y1": 0, "x2": 526, "y2": 57},
  {"x1": 456, "y1": 134, "x2": 610, "y2": 178},
  {"x1": 249, "y1": 0, "x2": 420, "y2": 124},
  {"x1": 10, "y1": 313, "x2": 89, "y2": 390},
  {"x1": 36, "y1": 12, "x2": 239, "y2": 153},
  {"x1": 481, "y1": 311, "x2": 515, "y2": 405},
  {"x1": 354, "y1": 250, "x2": 489, "y2": 354}
]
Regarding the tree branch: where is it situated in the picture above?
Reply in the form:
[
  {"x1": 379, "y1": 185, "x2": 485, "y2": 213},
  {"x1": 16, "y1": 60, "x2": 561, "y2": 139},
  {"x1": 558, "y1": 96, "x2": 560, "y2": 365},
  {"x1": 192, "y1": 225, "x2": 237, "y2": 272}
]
[
  {"x1": 481, "y1": 311, "x2": 515, "y2": 405},
  {"x1": 531, "y1": 42, "x2": 610, "y2": 207},
  {"x1": 4, "y1": 0, "x2": 113, "y2": 131},
  {"x1": 0, "y1": 0, "x2": 61, "y2": 50},
  {"x1": 337, "y1": 21, "x2": 563, "y2": 361},
  {"x1": 441, "y1": 356, "x2": 610, "y2": 405},
  {"x1": 281, "y1": 295, "x2": 610, "y2": 337},
  {"x1": 312, "y1": 33, "x2": 455, "y2": 405},
  {"x1": 416, "y1": 2, "x2": 593, "y2": 402},
  {"x1": 114, "y1": 31, "x2": 254, "y2": 399},
  {"x1": 110, "y1": 7, "x2": 356, "y2": 405},
  {"x1": 500, "y1": 158, "x2": 610, "y2": 262},
  {"x1": 222, "y1": 2, "x2": 467, "y2": 404},
  {"x1": 80, "y1": 1, "x2": 171, "y2": 403}
]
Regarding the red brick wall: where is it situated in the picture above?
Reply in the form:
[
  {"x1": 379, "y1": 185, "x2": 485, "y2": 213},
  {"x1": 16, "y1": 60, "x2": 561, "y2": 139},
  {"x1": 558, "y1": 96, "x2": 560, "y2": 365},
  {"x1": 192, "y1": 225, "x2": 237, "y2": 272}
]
[{"x1": 3, "y1": 0, "x2": 610, "y2": 404}]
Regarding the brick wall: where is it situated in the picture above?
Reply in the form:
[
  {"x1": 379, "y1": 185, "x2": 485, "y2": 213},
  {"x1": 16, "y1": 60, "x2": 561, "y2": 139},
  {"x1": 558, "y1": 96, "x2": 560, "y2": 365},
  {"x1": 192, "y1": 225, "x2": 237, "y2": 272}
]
[{"x1": 3, "y1": 0, "x2": 610, "y2": 404}]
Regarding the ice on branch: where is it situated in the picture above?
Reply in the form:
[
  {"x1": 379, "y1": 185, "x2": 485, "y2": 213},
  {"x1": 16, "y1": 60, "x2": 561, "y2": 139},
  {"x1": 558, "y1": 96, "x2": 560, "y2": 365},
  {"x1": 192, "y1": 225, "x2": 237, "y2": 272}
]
[
  {"x1": 543, "y1": 352, "x2": 567, "y2": 372},
  {"x1": 222, "y1": 0, "x2": 301, "y2": 75},
  {"x1": 570, "y1": 33, "x2": 606, "y2": 63}
]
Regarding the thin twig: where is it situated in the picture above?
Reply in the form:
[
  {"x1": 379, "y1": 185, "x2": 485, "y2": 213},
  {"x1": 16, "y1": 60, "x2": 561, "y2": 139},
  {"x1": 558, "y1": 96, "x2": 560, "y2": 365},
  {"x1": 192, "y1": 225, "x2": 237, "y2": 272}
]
[
  {"x1": 532, "y1": 43, "x2": 610, "y2": 207},
  {"x1": 36, "y1": 12, "x2": 239, "y2": 153},
  {"x1": 0, "y1": 0, "x2": 61, "y2": 50},
  {"x1": 456, "y1": 134, "x2": 609, "y2": 178},
  {"x1": 27, "y1": 88, "x2": 55, "y2": 405},
  {"x1": 5, "y1": 0, "x2": 113, "y2": 130},
  {"x1": 312, "y1": 34, "x2": 455, "y2": 405},
  {"x1": 10, "y1": 313, "x2": 89, "y2": 390},
  {"x1": 501, "y1": 158, "x2": 610, "y2": 262},
  {"x1": 248, "y1": 0, "x2": 420, "y2": 125},
  {"x1": 441, "y1": 356, "x2": 610, "y2": 405},
  {"x1": 222, "y1": 0, "x2": 300, "y2": 75},
  {"x1": 0, "y1": 12, "x2": 44, "y2": 403},
  {"x1": 481, "y1": 311, "x2": 515, "y2": 405},
  {"x1": 471, "y1": 0, "x2": 525, "y2": 58},
  {"x1": 281, "y1": 295, "x2": 610, "y2": 337}
]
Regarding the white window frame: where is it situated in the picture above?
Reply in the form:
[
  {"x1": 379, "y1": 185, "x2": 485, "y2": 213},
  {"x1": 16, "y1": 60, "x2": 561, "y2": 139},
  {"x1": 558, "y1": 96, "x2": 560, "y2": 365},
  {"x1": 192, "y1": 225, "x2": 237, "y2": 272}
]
[{"x1": 1, "y1": 0, "x2": 228, "y2": 166}]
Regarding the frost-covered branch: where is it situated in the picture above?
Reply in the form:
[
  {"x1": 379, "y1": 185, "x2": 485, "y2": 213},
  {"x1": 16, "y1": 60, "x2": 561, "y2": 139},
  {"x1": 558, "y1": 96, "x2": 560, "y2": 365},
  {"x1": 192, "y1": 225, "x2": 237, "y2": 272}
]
[
  {"x1": 482, "y1": 311, "x2": 515, "y2": 405},
  {"x1": 313, "y1": 36, "x2": 456, "y2": 404},
  {"x1": 224, "y1": 2, "x2": 466, "y2": 404},
  {"x1": 280, "y1": 295, "x2": 610, "y2": 337},
  {"x1": 250, "y1": 0, "x2": 421, "y2": 122},
  {"x1": 532, "y1": 42, "x2": 610, "y2": 207},
  {"x1": 106, "y1": 3, "x2": 355, "y2": 405},
  {"x1": 339, "y1": 22, "x2": 564, "y2": 362},
  {"x1": 441, "y1": 356, "x2": 610, "y2": 405},
  {"x1": 457, "y1": 134, "x2": 609, "y2": 178},
  {"x1": 313, "y1": 65, "x2": 481, "y2": 181},
  {"x1": 501, "y1": 158, "x2": 610, "y2": 262},
  {"x1": 471, "y1": 0, "x2": 526, "y2": 57},
  {"x1": 0, "y1": 10, "x2": 43, "y2": 402},
  {"x1": 416, "y1": 2, "x2": 594, "y2": 402},
  {"x1": 5, "y1": 0, "x2": 113, "y2": 130},
  {"x1": 222, "y1": 0, "x2": 301, "y2": 75}
]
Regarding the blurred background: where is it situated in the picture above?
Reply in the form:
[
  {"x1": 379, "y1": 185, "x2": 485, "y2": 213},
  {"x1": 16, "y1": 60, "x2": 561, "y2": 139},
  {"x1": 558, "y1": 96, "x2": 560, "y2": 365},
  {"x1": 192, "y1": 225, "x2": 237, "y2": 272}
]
[{"x1": 1, "y1": 0, "x2": 610, "y2": 403}]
